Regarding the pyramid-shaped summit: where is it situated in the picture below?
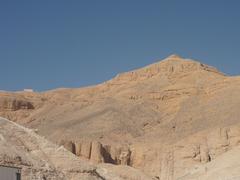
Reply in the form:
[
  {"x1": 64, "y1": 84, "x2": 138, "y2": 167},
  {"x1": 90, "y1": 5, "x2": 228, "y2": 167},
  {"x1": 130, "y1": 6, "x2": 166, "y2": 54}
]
[
  {"x1": 164, "y1": 54, "x2": 184, "y2": 60},
  {"x1": 111, "y1": 54, "x2": 223, "y2": 83}
]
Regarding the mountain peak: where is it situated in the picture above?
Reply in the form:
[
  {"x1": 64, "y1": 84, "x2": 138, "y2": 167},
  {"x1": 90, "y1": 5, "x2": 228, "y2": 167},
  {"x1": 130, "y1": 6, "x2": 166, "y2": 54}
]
[
  {"x1": 165, "y1": 54, "x2": 183, "y2": 60},
  {"x1": 110, "y1": 55, "x2": 224, "y2": 83}
]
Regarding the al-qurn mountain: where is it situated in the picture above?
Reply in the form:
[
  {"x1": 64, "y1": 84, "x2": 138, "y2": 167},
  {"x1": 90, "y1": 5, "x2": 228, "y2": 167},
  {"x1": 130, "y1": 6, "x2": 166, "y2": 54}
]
[{"x1": 1, "y1": 55, "x2": 240, "y2": 179}]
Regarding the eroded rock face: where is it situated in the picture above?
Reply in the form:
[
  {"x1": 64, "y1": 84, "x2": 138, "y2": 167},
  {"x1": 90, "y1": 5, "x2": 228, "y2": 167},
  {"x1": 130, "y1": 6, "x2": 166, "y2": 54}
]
[
  {"x1": 1, "y1": 117, "x2": 156, "y2": 180},
  {"x1": 135, "y1": 126, "x2": 240, "y2": 179},
  {"x1": 90, "y1": 141, "x2": 105, "y2": 163},
  {"x1": 75, "y1": 142, "x2": 82, "y2": 156},
  {"x1": 60, "y1": 139, "x2": 132, "y2": 165},
  {"x1": 60, "y1": 140, "x2": 76, "y2": 154},
  {"x1": 118, "y1": 148, "x2": 131, "y2": 165},
  {"x1": 59, "y1": 126, "x2": 240, "y2": 179},
  {"x1": 0, "y1": 96, "x2": 34, "y2": 111},
  {"x1": 104, "y1": 145, "x2": 132, "y2": 165},
  {"x1": 80, "y1": 140, "x2": 92, "y2": 159}
]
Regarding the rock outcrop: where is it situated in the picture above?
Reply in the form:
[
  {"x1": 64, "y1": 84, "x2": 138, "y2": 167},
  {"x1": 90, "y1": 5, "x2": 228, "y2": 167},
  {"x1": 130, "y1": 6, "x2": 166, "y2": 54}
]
[
  {"x1": 0, "y1": 117, "x2": 154, "y2": 180},
  {"x1": 60, "y1": 139, "x2": 132, "y2": 165},
  {"x1": 60, "y1": 140, "x2": 76, "y2": 154},
  {"x1": 0, "y1": 96, "x2": 34, "y2": 111}
]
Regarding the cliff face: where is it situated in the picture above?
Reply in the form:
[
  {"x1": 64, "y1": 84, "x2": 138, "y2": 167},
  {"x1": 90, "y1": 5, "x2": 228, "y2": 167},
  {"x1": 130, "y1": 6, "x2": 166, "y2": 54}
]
[
  {"x1": 0, "y1": 117, "x2": 154, "y2": 180},
  {"x1": 1, "y1": 55, "x2": 240, "y2": 179}
]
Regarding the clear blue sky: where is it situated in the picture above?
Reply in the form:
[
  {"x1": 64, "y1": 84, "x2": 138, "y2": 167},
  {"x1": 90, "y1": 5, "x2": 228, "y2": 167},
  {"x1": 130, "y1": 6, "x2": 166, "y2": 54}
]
[{"x1": 1, "y1": 1, "x2": 240, "y2": 91}]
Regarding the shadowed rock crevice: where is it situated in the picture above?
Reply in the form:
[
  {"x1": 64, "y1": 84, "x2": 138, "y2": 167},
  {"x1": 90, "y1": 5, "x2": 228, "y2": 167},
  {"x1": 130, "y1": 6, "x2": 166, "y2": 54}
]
[{"x1": 0, "y1": 96, "x2": 34, "y2": 111}]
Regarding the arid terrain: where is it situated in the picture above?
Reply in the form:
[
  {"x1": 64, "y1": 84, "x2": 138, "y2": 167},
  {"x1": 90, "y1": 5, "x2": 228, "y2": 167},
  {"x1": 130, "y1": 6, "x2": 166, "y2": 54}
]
[{"x1": 1, "y1": 55, "x2": 240, "y2": 179}]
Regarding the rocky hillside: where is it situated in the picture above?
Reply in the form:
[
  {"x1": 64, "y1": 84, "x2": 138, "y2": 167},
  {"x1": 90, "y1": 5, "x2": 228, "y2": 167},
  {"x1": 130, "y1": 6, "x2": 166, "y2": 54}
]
[
  {"x1": 0, "y1": 117, "x2": 154, "y2": 180},
  {"x1": 179, "y1": 145, "x2": 240, "y2": 180},
  {"x1": 1, "y1": 55, "x2": 240, "y2": 179}
]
